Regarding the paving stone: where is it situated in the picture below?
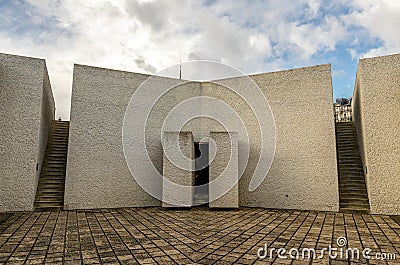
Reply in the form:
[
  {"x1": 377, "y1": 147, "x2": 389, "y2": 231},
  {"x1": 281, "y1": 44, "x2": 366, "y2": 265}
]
[{"x1": 0, "y1": 208, "x2": 399, "y2": 264}]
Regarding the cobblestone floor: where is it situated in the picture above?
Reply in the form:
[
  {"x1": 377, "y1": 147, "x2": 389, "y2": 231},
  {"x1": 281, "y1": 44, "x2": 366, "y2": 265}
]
[{"x1": 0, "y1": 208, "x2": 399, "y2": 264}]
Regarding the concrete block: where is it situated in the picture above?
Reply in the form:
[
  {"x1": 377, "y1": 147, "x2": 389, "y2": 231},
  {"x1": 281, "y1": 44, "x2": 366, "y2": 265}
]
[
  {"x1": 162, "y1": 131, "x2": 194, "y2": 207},
  {"x1": 209, "y1": 132, "x2": 239, "y2": 208},
  {"x1": 0, "y1": 53, "x2": 54, "y2": 212},
  {"x1": 353, "y1": 54, "x2": 400, "y2": 215}
]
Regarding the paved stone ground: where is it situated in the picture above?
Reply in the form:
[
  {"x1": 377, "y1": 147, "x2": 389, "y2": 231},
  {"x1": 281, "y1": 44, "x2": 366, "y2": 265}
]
[{"x1": 0, "y1": 208, "x2": 399, "y2": 264}]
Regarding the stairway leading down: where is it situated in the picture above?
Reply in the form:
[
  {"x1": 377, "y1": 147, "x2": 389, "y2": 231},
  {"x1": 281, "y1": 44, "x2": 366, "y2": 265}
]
[
  {"x1": 34, "y1": 120, "x2": 69, "y2": 211},
  {"x1": 335, "y1": 122, "x2": 370, "y2": 213}
]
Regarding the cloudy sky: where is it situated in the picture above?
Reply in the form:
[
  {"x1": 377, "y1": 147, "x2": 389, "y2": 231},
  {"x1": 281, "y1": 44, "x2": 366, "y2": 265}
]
[{"x1": 1, "y1": 0, "x2": 399, "y2": 119}]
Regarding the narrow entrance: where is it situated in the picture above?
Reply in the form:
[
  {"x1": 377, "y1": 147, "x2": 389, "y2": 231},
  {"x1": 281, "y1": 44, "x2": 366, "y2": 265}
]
[{"x1": 193, "y1": 143, "x2": 209, "y2": 206}]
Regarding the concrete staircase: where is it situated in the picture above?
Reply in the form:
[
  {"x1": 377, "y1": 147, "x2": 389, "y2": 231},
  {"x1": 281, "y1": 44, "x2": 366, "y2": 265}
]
[
  {"x1": 335, "y1": 122, "x2": 370, "y2": 213},
  {"x1": 34, "y1": 120, "x2": 69, "y2": 211}
]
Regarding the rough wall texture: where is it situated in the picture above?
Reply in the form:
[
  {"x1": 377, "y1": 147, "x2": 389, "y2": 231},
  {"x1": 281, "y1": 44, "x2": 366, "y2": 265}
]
[
  {"x1": 67, "y1": 63, "x2": 338, "y2": 211},
  {"x1": 65, "y1": 65, "x2": 201, "y2": 209},
  {"x1": 209, "y1": 132, "x2": 238, "y2": 208},
  {"x1": 65, "y1": 65, "x2": 157, "y2": 209},
  {"x1": 36, "y1": 65, "x2": 55, "y2": 189},
  {"x1": 162, "y1": 132, "x2": 194, "y2": 207},
  {"x1": 353, "y1": 54, "x2": 400, "y2": 215},
  {"x1": 202, "y1": 65, "x2": 339, "y2": 211},
  {"x1": 252, "y1": 66, "x2": 339, "y2": 211},
  {"x1": 0, "y1": 53, "x2": 54, "y2": 212}
]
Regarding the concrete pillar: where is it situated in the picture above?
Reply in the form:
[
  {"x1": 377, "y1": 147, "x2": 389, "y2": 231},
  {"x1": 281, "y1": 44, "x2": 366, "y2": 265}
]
[
  {"x1": 209, "y1": 132, "x2": 239, "y2": 208},
  {"x1": 162, "y1": 131, "x2": 194, "y2": 207}
]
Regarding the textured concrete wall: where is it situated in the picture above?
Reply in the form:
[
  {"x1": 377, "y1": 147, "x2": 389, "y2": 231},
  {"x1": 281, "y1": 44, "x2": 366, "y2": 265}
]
[
  {"x1": 209, "y1": 132, "x2": 238, "y2": 208},
  {"x1": 0, "y1": 53, "x2": 54, "y2": 212},
  {"x1": 36, "y1": 66, "x2": 55, "y2": 189},
  {"x1": 203, "y1": 65, "x2": 339, "y2": 211},
  {"x1": 251, "y1": 66, "x2": 338, "y2": 211},
  {"x1": 65, "y1": 65, "x2": 201, "y2": 209},
  {"x1": 162, "y1": 132, "x2": 194, "y2": 207},
  {"x1": 67, "y1": 63, "x2": 338, "y2": 211},
  {"x1": 65, "y1": 65, "x2": 156, "y2": 209},
  {"x1": 353, "y1": 54, "x2": 400, "y2": 215}
]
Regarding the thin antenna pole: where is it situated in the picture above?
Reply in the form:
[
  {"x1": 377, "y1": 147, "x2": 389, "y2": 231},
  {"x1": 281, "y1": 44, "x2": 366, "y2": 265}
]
[{"x1": 179, "y1": 60, "x2": 182, "y2": 80}]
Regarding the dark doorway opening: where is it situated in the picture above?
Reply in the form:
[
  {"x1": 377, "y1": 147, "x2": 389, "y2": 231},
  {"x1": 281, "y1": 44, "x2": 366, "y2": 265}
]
[{"x1": 194, "y1": 143, "x2": 209, "y2": 206}]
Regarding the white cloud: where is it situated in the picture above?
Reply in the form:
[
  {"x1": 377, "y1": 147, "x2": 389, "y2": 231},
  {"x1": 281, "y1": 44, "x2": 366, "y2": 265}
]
[
  {"x1": 343, "y1": 0, "x2": 400, "y2": 58},
  {"x1": 0, "y1": 0, "x2": 399, "y2": 118}
]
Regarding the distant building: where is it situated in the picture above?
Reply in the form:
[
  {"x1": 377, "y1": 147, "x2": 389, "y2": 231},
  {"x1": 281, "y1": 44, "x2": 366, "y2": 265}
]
[{"x1": 334, "y1": 97, "x2": 352, "y2": 122}]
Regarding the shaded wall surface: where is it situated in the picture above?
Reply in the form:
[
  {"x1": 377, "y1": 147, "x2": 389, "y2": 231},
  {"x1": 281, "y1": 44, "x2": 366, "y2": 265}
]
[
  {"x1": 353, "y1": 54, "x2": 400, "y2": 215},
  {"x1": 66, "y1": 64, "x2": 339, "y2": 211},
  {"x1": 0, "y1": 53, "x2": 54, "y2": 212},
  {"x1": 65, "y1": 65, "x2": 202, "y2": 209},
  {"x1": 206, "y1": 65, "x2": 339, "y2": 211}
]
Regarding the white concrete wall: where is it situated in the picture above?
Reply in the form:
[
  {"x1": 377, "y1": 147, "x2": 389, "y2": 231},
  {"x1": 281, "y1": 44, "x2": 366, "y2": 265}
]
[
  {"x1": 36, "y1": 65, "x2": 55, "y2": 190},
  {"x1": 353, "y1": 54, "x2": 400, "y2": 215},
  {"x1": 209, "y1": 132, "x2": 239, "y2": 208},
  {"x1": 65, "y1": 65, "x2": 202, "y2": 209},
  {"x1": 203, "y1": 65, "x2": 339, "y2": 212},
  {"x1": 0, "y1": 53, "x2": 54, "y2": 212},
  {"x1": 66, "y1": 63, "x2": 338, "y2": 211},
  {"x1": 162, "y1": 132, "x2": 194, "y2": 207}
]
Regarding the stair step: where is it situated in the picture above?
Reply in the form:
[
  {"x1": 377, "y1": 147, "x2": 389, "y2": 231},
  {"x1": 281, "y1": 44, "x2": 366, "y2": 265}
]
[
  {"x1": 50, "y1": 135, "x2": 68, "y2": 138},
  {"x1": 51, "y1": 132, "x2": 68, "y2": 136},
  {"x1": 339, "y1": 162, "x2": 363, "y2": 169},
  {"x1": 49, "y1": 140, "x2": 68, "y2": 143},
  {"x1": 339, "y1": 181, "x2": 367, "y2": 185},
  {"x1": 45, "y1": 155, "x2": 67, "y2": 159},
  {"x1": 41, "y1": 171, "x2": 65, "y2": 175},
  {"x1": 43, "y1": 163, "x2": 66, "y2": 167},
  {"x1": 340, "y1": 187, "x2": 367, "y2": 191},
  {"x1": 49, "y1": 137, "x2": 68, "y2": 140},
  {"x1": 45, "y1": 160, "x2": 66, "y2": 163},
  {"x1": 45, "y1": 152, "x2": 67, "y2": 156},
  {"x1": 39, "y1": 181, "x2": 65, "y2": 185},
  {"x1": 41, "y1": 170, "x2": 65, "y2": 174},
  {"x1": 340, "y1": 179, "x2": 366, "y2": 183},
  {"x1": 337, "y1": 146, "x2": 360, "y2": 150},
  {"x1": 340, "y1": 187, "x2": 368, "y2": 192},
  {"x1": 340, "y1": 175, "x2": 365, "y2": 179},
  {"x1": 41, "y1": 174, "x2": 66, "y2": 178},
  {"x1": 34, "y1": 205, "x2": 63, "y2": 211},
  {"x1": 36, "y1": 196, "x2": 63, "y2": 200},
  {"x1": 36, "y1": 190, "x2": 64, "y2": 194},
  {"x1": 340, "y1": 194, "x2": 369, "y2": 199},
  {"x1": 340, "y1": 170, "x2": 365, "y2": 174},
  {"x1": 339, "y1": 183, "x2": 367, "y2": 187},
  {"x1": 39, "y1": 177, "x2": 65, "y2": 181},
  {"x1": 339, "y1": 166, "x2": 363, "y2": 169},
  {"x1": 34, "y1": 201, "x2": 63, "y2": 206},
  {"x1": 337, "y1": 150, "x2": 359, "y2": 153},
  {"x1": 35, "y1": 196, "x2": 64, "y2": 201},
  {"x1": 340, "y1": 203, "x2": 369, "y2": 208},
  {"x1": 46, "y1": 149, "x2": 68, "y2": 152},
  {"x1": 338, "y1": 159, "x2": 362, "y2": 162},
  {"x1": 340, "y1": 193, "x2": 368, "y2": 197},
  {"x1": 340, "y1": 200, "x2": 370, "y2": 206},
  {"x1": 340, "y1": 197, "x2": 369, "y2": 203},
  {"x1": 36, "y1": 189, "x2": 64, "y2": 194},
  {"x1": 340, "y1": 208, "x2": 370, "y2": 214},
  {"x1": 37, "y1": 184, "x2": 65, "y2": 189},
  {"x1": 41, "y1": 172, "x2": 65, "y2": 176}
]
